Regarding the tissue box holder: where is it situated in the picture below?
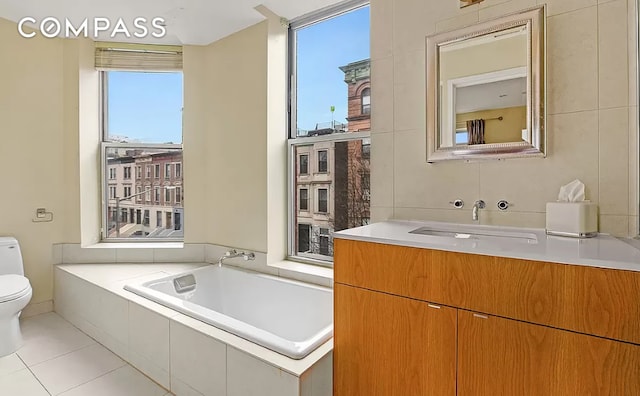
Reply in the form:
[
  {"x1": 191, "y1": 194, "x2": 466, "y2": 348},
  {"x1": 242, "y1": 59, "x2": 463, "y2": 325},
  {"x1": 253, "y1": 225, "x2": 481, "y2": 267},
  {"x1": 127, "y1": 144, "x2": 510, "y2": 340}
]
[{"x1": 546, "y1": 202, "x2": 598, "y2": 238}]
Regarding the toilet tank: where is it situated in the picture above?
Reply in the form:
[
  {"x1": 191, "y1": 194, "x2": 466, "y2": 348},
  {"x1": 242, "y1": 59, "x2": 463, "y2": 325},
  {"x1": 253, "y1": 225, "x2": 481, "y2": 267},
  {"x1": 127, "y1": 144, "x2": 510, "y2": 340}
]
[{"x1": 0, "y1": 238, "x2": 24, "y2": 276}]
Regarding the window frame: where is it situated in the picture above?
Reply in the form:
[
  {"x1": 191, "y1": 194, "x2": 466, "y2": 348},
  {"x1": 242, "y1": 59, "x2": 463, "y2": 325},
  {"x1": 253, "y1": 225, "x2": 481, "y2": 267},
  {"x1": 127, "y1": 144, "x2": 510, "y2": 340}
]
[
  {"x1": 99, "y1": 70, "x2": 183, "y2": 242},
  {"x1": 361, "y1": 87, "x2": 371, "y2": 115},
  {"x1": 287, "y1": 0, "x2": 370, "y2": 266}
]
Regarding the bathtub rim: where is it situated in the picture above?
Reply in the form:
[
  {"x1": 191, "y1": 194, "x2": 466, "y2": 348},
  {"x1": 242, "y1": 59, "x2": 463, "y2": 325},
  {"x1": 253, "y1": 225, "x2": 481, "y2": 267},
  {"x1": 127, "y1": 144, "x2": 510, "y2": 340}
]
[{"x1": 123, "y1": 264, "x2": 333, "y2": 359}]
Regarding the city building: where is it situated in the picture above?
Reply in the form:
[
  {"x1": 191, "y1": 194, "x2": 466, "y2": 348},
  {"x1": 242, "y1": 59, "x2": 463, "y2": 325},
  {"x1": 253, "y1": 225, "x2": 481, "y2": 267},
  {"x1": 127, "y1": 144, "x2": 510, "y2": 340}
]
[
  {"x1": 294, "y1": 59, "x2": 371, "y2": 258},
  {"x1": 106, "y1": 150, "x2": 183, "y2": 238}
]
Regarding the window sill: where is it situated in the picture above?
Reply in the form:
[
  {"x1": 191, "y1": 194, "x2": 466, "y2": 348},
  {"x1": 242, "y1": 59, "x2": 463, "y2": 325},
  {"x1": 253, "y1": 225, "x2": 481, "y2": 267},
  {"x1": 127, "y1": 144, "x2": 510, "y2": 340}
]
[
  {"x1": 85, "y1": 242, "x2": 184, "y2": 249},
  {"x1": 268, "y1": 259, "x2": 333, "y2": 281}
]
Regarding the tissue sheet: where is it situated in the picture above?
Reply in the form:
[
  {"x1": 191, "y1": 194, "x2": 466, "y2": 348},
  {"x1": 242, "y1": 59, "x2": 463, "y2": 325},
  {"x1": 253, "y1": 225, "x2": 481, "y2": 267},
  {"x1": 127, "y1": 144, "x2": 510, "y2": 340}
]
[{"x1": 558, "y1": 179, "x2": 585, "y2": 202}]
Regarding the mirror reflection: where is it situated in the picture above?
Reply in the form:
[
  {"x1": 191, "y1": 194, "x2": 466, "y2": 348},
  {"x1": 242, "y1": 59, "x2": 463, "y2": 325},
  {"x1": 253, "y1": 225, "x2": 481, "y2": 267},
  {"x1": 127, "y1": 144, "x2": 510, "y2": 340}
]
[{"x1": 439, "y1": 26, "x2": 528, "y2": 147}]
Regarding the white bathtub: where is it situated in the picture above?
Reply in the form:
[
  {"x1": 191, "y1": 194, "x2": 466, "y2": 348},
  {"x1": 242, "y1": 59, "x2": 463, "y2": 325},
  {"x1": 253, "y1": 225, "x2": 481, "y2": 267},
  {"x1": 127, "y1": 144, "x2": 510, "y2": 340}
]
[{"x1": 124, "y1": 265, "x2": 333, "y2": 359}]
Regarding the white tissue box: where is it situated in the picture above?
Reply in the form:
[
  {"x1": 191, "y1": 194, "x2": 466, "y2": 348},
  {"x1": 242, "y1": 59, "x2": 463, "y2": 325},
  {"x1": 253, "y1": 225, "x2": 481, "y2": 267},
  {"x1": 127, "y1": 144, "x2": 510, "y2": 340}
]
[{"x1": 546, "y1": 202, "x2": 598, "y2": 238}]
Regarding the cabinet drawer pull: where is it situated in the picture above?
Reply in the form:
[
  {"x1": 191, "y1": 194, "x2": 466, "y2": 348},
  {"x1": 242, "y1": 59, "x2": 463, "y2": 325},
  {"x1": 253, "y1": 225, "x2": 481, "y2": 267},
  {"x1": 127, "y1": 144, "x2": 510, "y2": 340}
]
[
  {"x1": 428, "y1": 304, "x2": 441, "y2": 309},
  {"x1": 473, "y1": 313, "x2": 489, "y2": 319}
]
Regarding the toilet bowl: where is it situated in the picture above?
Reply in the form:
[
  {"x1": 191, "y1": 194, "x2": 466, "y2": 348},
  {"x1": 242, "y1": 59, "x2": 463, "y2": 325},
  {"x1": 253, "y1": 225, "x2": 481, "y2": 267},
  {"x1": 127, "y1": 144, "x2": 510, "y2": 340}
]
[{"x1": 0, "y1": 238, "x2": 32, "y2": 357}]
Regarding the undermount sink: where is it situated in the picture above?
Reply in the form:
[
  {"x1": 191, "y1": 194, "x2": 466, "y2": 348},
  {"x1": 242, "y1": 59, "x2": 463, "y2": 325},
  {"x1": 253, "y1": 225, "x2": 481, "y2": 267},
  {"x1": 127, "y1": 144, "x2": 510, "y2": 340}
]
[{"x1": 409, "y1": 224, "x2": 539, "y2": 244}]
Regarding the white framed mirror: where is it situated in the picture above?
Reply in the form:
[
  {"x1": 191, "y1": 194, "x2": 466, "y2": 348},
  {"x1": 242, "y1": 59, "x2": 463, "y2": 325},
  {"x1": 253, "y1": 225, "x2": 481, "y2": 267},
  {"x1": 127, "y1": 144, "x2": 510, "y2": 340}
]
[{"x1": 426, "y1": 5, "x2": 546, "y2": 162}]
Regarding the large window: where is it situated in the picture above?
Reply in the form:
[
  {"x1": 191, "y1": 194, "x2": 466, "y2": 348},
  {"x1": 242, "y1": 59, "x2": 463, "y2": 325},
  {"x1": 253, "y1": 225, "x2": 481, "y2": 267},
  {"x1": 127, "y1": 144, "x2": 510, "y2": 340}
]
[
  {"x1": 99, "y1": 45, "x2": 184, "y2": 240},
  {"x1": 289, "y1": 1, "x2": 371, "y2": 263}
]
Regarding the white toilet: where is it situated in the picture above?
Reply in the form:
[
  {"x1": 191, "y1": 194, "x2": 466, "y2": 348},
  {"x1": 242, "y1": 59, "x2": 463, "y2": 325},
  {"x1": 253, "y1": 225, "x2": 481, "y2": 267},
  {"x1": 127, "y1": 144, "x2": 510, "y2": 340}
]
[{"x1": 0, "y1": 237, "x2": 32, "y2": 357}]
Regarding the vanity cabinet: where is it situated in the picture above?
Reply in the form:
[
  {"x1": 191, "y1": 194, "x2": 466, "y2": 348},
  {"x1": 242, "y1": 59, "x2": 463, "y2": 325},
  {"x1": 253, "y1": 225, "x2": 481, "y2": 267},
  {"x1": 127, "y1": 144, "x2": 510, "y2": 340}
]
[
  {"x1": 334, "y1": 284, "x2": 456, "y2": 396},
  {"x1": 334, "y1": 238, "x2": 640, "y2": 395}
]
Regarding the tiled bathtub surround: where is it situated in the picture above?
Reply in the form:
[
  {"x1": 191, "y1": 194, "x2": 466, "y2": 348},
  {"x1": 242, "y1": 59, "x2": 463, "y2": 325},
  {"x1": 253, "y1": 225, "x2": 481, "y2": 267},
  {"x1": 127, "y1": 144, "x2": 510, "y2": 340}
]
[
  {"x1": 370, "y1": 0, "x2": 639, "y2": 237},
  {"x1": 54, "y1": 263, "x2": 332, "y2": 396}
]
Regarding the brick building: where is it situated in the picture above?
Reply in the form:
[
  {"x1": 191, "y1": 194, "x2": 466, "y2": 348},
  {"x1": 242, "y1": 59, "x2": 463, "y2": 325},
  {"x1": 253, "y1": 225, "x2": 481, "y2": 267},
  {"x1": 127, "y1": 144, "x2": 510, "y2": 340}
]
[{"x1": 107, "y1": 150, "x2": 183, "y2": 238}]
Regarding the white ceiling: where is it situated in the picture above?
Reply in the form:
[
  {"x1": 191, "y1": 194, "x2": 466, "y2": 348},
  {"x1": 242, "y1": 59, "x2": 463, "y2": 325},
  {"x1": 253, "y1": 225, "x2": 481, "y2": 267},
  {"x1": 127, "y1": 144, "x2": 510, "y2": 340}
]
[
  {"x1": 0, "y1": 0, "x2": 344, "y2": 45},
  {"x1": 456, "y1": 77, "x2": 527, "y2": 114}
]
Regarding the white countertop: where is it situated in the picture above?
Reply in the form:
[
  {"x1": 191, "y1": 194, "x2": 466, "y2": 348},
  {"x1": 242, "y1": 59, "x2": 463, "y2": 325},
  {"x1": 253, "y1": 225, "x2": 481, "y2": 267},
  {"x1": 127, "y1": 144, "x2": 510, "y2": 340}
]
[{"x1": 333, "y1": 221, "x2": 640, "y2": 272}]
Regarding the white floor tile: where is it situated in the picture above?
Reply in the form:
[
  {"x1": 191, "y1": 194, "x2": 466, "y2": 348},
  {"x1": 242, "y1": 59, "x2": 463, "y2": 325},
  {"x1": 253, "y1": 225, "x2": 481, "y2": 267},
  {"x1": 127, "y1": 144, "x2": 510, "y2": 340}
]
[
  {"x1": 58, "y1": 366, "x2": 166, "y2": 396},
  {"x1": 19, "y1": 317, "x2": 96, "y2": 366},
  {"x1": 21, "y1": 312, "x2": 73, "y2": 332},
  {"x1": 30, "y1": 343, "x2": 126, "y2": 395},
  {"x1": 0, "y1": 353, "x2": 26, "y2": 377},
  {"x1": 0, "y1": 368, "x2": 50, "y2": 396}
]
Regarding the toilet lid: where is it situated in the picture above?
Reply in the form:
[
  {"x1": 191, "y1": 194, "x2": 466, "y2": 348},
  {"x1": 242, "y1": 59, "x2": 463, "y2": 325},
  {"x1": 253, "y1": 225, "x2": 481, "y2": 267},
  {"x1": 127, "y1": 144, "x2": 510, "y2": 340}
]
[{"x1": 0, "y1": 275, "x2": 31, "y2": 303}]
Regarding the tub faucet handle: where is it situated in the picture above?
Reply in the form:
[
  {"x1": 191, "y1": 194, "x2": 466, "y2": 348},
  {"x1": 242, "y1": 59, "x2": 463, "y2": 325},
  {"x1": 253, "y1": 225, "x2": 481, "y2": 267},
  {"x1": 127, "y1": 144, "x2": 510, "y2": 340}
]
[{"x1": 243, "y1": 252, "x2": 255, "y2": 261}]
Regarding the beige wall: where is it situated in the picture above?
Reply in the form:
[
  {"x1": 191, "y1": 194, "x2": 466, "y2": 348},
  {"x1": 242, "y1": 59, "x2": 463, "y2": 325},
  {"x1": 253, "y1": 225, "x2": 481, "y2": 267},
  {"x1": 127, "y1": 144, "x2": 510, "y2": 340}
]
[
  {"x1": 183, "y1": 15, "x2": 288, "y2": 260},
  {"x1": 370, "y1": 0, "x2": 639, "y2": 236},
  {"x1": 0, "y1": 18, "x2": 65, "y2": 303}
]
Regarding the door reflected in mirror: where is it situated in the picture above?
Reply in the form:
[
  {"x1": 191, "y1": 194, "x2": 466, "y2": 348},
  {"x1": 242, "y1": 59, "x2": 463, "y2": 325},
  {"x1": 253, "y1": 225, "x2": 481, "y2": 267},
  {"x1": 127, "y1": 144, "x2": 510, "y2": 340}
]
[{"x1": 426, "y1": 6, "x2": 545, "y2": 162}]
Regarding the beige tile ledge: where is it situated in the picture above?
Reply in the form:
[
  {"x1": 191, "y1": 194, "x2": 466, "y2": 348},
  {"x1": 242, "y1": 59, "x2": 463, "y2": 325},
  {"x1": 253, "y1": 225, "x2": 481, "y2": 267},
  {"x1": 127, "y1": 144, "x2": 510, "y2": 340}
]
[{"x1": 54, "y1": 263, "x2": 332, "y2": 377}]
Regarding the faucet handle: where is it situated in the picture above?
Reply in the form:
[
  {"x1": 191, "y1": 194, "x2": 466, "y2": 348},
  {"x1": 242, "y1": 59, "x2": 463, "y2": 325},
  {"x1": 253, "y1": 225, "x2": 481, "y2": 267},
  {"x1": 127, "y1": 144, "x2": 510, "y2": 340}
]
[{"x1": 449, "y1": 199, "x2": 464, "y2": 209}]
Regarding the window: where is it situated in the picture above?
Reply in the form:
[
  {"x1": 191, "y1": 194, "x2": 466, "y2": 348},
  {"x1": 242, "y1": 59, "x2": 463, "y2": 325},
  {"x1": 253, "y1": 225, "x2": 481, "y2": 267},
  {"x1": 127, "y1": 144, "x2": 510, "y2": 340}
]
[
  {"x1": 298, "y1": 224, "x2": 311, "y2": 253},
  {"x1": 299, "y1": 188, "x2": 309, "y2": 211},
  {"x1": 299, "y1": 154, "x2": 309, "y2": 174},
  {"x1": 165, "y1": 188, "x2": 171, "y2": 204},
  {"x1": 318, "y1": 188, "x2": 328, "y2": 213},
  {"x1": 319, "y1": 228, "x2": 330, "y2": 256},
  {"x1": 100, "y1": 46, "x2": 184, "y2": 240},
  {"x1": 109, "y1": 185, "x2": 117, "y2": 199},
  {"x1": 176, "y1": 187, "x2": 182, "y2": 203},
  {"x1": 174, "y1": 212, "x2": 182, "y2": 230},
  {"x1": 156, "y1": 211, "x2": 162, "y2": 228},
  {"x1": 317, "y1": 150, "x2": 328, "y2": 173},
  {"x1": 175, "y1": 163, "x2": 182, "y2": 178},
  {"x1": 289, "y1": 2, "x2": 370, "y2": 263},
  {"x1": 361, "y1": 87, "x2": 370, "y2": 115}
]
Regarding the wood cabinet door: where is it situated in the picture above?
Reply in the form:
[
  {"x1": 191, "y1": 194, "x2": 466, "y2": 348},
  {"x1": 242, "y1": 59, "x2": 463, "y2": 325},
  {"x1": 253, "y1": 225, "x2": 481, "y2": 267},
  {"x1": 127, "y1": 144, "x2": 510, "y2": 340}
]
[
  {"x1": 334, "y1": 284, "x2": 456, "y2": 396},
  {"x1": 458, "y1": 310, "x2": 640, "y2": 395}
]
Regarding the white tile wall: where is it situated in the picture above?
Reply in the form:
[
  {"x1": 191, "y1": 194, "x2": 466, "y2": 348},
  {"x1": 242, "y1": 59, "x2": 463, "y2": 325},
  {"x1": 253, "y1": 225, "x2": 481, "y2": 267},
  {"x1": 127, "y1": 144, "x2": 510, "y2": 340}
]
[
  {"x1": 170, "y1": 321, "x2": 227, "y2": 396},
  {"x1": 373, "y1": 0, "x2": 640, "y2": 237},
  {"x1": 226, "y1": 347, "x2": 298, "y2": 396},
  {"x1": 128, "y1": 304, "x2": 170, "y2": 388}
]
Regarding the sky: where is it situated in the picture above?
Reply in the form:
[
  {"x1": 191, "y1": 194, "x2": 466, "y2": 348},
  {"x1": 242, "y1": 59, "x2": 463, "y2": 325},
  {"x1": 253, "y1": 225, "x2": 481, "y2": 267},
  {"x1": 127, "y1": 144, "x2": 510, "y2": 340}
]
[
  {"x1": 107, "y1": 5, "x2": 369, "y2": 142},
  {"x1": 107, "y1": 71, "x2": 183, "y2": 144},
  {"x1": 296, "y1": 6, "x2": 370, "y2": 133}
]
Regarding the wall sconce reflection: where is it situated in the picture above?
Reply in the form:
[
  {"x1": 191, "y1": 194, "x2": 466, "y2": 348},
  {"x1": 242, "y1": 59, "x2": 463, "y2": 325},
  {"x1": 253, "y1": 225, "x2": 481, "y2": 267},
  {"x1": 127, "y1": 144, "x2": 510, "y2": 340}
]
[{"x1": 460, "y1": 0, "x2": 484, "y2": 8}]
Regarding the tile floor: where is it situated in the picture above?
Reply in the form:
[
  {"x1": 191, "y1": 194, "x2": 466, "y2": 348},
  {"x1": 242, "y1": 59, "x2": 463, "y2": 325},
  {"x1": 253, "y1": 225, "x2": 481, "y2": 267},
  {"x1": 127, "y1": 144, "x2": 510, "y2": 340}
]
[{"x1": 0, "y1": 312, "x2": 172, "y2": 396}]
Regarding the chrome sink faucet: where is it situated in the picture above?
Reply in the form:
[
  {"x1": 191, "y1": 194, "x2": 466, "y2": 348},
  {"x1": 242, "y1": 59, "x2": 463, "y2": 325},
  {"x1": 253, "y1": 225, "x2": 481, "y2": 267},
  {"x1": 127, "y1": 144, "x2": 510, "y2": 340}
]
[
  {"x1": 218, "y1": 249, "x2": 255, "y2": 267},
  {"x1": 472, "y1": 200, "x2": 485, "y2": 222}
]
